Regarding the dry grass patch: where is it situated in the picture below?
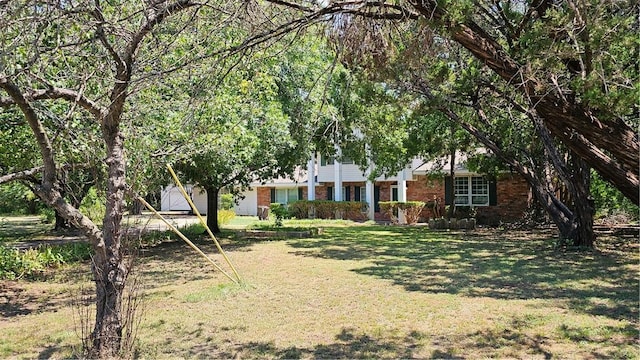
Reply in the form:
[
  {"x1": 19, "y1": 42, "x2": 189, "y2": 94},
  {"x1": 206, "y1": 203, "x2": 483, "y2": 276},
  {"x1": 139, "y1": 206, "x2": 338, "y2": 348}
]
[{"x1": 0, "y1": 224, "x2": 637, "y2": 359}]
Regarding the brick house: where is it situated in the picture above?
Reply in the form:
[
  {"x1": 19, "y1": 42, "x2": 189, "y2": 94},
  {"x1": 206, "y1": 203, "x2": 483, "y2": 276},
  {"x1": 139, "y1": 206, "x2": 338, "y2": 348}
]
[{"x1": 162, "y1": 152, "x2": 531, "y2": 224}]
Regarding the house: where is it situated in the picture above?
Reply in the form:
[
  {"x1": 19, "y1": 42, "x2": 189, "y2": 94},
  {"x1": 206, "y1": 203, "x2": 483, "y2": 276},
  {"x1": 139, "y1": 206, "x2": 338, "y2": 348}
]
[{"x1": 161, "y1": 151, "x2": 531, "y2": 224}]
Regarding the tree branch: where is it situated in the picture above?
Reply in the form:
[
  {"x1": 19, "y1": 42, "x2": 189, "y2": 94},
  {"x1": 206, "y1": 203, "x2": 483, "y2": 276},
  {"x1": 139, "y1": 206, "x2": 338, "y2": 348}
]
[
  {"x1": 0, "y1": 87, "x2": 105, "y2": 119},
  {"x1": 0, "y1": 166, "x2": 43, "y2": 185}
]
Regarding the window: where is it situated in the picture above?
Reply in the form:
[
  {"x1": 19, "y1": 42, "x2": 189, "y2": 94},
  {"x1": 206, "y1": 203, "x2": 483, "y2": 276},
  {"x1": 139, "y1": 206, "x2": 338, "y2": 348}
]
[
  {"x1": 391, "y1": 185, "x2": 399, "y2": 202},
  {"x1": 354, "y1": 186, "x2": 366, "y2": 202},
  {"x1": 454, "y1": 176, "x2": 489, "y2": 206},
  {"x1": 272, "y1": 188, "x2": 301, "y2": 204},
  {"x1": 321, "y1": 155, "x2": 334, "y2": 166},
  {"x1": 320, "y1": 155, "x2": 353, "y2": 166}
]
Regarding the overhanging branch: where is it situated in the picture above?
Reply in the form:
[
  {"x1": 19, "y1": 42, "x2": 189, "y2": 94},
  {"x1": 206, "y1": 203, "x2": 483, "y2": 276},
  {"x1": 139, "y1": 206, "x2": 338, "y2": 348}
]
[{"x1": 0, "y1": 166, "x2": 43, "y2": 185}]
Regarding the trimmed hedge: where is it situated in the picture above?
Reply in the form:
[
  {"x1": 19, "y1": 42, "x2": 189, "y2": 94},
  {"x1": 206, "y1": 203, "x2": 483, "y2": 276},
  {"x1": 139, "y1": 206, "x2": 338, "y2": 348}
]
[
  {"x1": 287, "y1": 200, "x2": 368, "y2": 221},
  {"x1": 379, "y1": 201, "x2": 426, "y2": 225}
]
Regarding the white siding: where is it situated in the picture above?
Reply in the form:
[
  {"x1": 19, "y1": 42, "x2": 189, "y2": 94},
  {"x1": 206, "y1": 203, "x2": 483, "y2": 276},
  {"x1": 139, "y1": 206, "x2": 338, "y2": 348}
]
[
  {"x1": 160, "y1": 186, "x2": 191, "y2": 211},
  {"x1": 234, "y1": 189, "x2": 258, "y2": 216},
  {"x1": 191, "y1": 188, "x2": 208, "y2": 214},
  {"x1": 160, "y1": 185, "x2": 207, "y2": 213}
]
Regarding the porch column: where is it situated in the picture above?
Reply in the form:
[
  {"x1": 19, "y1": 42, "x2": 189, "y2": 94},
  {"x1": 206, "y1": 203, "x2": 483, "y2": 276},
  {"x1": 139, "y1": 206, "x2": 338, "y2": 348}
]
[
  {"x1": 397, "y1": 169, "x2": 407, "y2": 224},
  {"x1": 334, "y1": 147, "x2": 343, "y2": 201},
  {"x1": 307, "y1": 155, "x2": 315, "y2": 200},
  {"x1": 365, "y1": 169, "x2": 375, "y2": 221}
]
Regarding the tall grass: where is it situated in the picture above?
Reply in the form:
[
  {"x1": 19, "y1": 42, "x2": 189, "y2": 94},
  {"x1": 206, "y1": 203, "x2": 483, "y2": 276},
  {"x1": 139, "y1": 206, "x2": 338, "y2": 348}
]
[{"x1": 0, "y1": 242, "x2": 92, "y2": 280}]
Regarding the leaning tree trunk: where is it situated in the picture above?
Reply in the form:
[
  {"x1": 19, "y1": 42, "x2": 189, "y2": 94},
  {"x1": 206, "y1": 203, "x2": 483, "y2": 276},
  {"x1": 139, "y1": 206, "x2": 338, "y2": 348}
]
[
  {"x1": 205, "y1": 186, "x2": 220, "y2": 234},
  {"x1": 408, "y1": 2, "x2": 639, "y2": 204}
]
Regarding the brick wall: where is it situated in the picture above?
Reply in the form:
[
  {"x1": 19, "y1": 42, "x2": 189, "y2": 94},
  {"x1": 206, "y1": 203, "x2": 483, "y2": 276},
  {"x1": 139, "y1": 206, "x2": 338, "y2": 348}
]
[
  {"x1": 476, "y1": 174, "x2": 530, "y2": 225},
  {"x1": 257, "y1": 187, "x2": 271, "y2": 209},
  {"x1": 407, "y1": 176, "x2": 445, "y2": 220}
]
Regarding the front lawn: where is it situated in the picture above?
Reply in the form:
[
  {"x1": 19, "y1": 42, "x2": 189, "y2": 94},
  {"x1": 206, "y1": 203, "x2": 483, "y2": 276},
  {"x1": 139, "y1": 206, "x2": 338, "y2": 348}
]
[{"x1": 0, "y1": 222, "x2": 637, "y2": 358}]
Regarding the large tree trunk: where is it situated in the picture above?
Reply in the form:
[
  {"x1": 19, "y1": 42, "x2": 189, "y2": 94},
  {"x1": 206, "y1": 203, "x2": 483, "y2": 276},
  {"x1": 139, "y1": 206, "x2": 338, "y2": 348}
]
[
  {"x1": 447, "y1": 146, "x2": 456, "y2": 219},
  {"x1": 566, "y1": 155, "x2": 595, "y2": 247},
  {"x1": 206, "y1": 186, "x2": 220, "y2": 234},
  {"x1": 90, "y1": 117, "x2": 128, "y2": 358}
]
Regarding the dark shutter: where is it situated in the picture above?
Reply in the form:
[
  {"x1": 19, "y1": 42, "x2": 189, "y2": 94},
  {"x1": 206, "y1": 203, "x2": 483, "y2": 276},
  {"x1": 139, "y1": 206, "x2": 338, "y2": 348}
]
[
  {"x1": 270, "y1": 188, "x2": 276, "y2": 203},
  {"x1": 354, "y1": 186, "x2": 361, "y2": 201},
  {"x1": 392, "y1": 187, "x2": 398, "y2": 202},
  {"x1": 374, "y1": 186, "x2": 380, "y2": 212},
  {"x1": 327, "y1": 186, "x2": 333, "y2": 200},
  {"x1": 444, "y1": 176, "x2": 453, "y2": 205},
  {"x1": 320, "y1": 156, "x2": 326, "y2": 166},
  {"x1": 345, "y1": 186, "x2": 351, "y2": 201},
  {"x1": 489, "y1": 176, "x2": 497, "y2": 206},
  {"x1": 298, "y1": 187, "x2": 303, "y2": 201}
]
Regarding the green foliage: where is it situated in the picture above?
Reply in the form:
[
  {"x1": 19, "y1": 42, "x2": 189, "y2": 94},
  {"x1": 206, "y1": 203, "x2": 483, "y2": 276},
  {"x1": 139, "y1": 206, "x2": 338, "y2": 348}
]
[
  {"x1": 591, "y1": 171, "x2": 639, "y2": 221},
  {"x1": 287, "y1": 200, "x2": 313, "y2": 219},
  {"x1": 217, "y1": 209, "x2": 236, "y2": 225},
  {"x1": 270, "y1": 203, "x2": 291, "y2": 227},
  {"x1": 0, "y1": 242, "x2": 92, "y2": 280},
  {"x1": 379, "y1": 201, "x2": 426, "y2": 225},
  {"x1": 79, "y1": 188, "x2": 106, "y2": 224},
  {"x1": 288, "y1": 200, "x2": 368, "y2": 221},
  {"x1": 0, "y1": 183, "x2": 42, "y2": 215},
  {"x1": 220, "y1": 194, "x2": 234, "y2": 210}
]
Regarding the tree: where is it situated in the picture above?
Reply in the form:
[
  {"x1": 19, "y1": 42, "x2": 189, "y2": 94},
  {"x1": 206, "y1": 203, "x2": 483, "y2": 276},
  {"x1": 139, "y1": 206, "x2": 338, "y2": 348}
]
[
  {"x1": 165, "y1": 37, "x2": 330, "y2": 232},
  {"x1": 0, "y1": 1, "x2": 263, "y2": 356},
  {"x1": 266, "y1": 0, "x2": 639, "y2": 205}
]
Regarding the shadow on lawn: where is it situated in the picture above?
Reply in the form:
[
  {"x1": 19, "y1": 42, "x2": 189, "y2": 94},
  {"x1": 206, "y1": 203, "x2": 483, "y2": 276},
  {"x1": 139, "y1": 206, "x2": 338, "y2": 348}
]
[
  {"x1": 186, "y1": 327, "x2": 432, "y2": 359},
  {"x1": 287, "y1": 226, "x2": 638, "y2": 323}
]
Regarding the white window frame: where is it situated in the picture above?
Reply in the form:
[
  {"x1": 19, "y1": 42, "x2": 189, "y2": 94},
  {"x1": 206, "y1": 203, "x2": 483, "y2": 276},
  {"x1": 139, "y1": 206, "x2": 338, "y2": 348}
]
[
  {"x1": 454, "y1": 176, "x2": 489, "y2": 206},
  {"x1": 274, "y1": 188, "x2": 299, "y2": 205},
  {"x1": 390, "y1": 185, "x2": 398, "y2": 202}
]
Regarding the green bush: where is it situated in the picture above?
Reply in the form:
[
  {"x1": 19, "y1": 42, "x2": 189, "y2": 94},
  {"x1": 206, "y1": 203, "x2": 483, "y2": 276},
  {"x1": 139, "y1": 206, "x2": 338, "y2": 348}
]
[
  {"x1": 220, "y1": 194, "x2": 234, "y2": 211},
  {"x1": 314, "y1": 201, "x2": 337, "y2": 219},
  {"x1": 399, "y1": 201, "x2": 426, "y2": 224},
  {"x1": 0, "y1": 242, "x2": 92, "y2": 280},
  {"x1": 380, "y1": 201, "x2": 425, "y2": 225},
  {"x1": 288, "y1": 200, "x2": 368, "y2": 221},
  {"x1": 218, "y1": 209, "x2": 236, "y2": 225},
  {"x1": 270, "y1": 203, "x2": 291, "y2": 227},
  {"x1": 288, "y1": 200, "x2": 313, "y2": 219}
]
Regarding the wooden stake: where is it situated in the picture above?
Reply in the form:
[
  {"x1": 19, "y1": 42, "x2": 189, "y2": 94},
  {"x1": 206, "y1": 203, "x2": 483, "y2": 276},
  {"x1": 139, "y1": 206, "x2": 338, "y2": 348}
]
[
  {"x1": 136, "y1": 196, "x2": 238, "y2": 284},
  {"x1": 166, "y1": 164, "x2": 242, "y2": 283}
]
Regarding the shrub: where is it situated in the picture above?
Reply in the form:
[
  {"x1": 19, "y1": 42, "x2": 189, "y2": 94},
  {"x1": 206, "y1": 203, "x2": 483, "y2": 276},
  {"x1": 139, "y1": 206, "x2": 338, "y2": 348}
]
[
  {"x1": 220, "y1": 194, "x2": 234, "y2": 211},
  {"x1": 0, "y1": 242, "x2": 93, "y2": 280},
  {"x1": 380, "y1": 201, "x2": 425, "y2": 225},
  {"x1": 288, "y1": 200, "x2": 313, "y2": 219},
  {"x1": 399, "y1": 201, "x2": 426, "y2": 225},
  {"x1": 217, "y1": 209, "x2": 235, "y2": 225},
  {"x1": 453, "y1": 206, "x2": 476, "y2": 220},
  {"x1": 340, "y1": 201, "x2": 368, "y2": 221},
  {"x1": 314, "y1": 201, "x2": 337, "y2": 219},
  {"x1": 379, "y1": 201, "x2": 400, "y2": 224},
  {"x1": 270, "y1": 203, "x2": 291, "y2": 227}
]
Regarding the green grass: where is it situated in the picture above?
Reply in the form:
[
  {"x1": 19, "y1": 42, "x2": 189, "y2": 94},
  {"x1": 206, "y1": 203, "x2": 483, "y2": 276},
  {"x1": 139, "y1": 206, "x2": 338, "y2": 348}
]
[{"x1": 0, "y1": 222, "x2": 637, "y2": 359}]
